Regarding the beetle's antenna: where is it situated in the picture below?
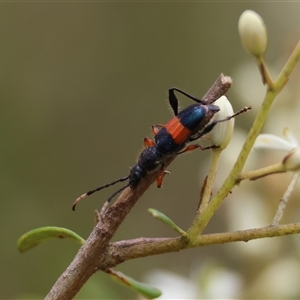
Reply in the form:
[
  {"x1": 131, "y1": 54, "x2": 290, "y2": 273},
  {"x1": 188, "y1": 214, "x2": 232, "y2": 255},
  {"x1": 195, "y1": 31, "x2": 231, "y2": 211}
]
[
  {"x1": 169, "y1": 87, "x2": 207, "y2": 106},
  {"x1": 72, "y1": 175, "x2": 129, "y2": 211},
  {"x1": 99, "y1": 182, "x2": 131, "y2": 217}
]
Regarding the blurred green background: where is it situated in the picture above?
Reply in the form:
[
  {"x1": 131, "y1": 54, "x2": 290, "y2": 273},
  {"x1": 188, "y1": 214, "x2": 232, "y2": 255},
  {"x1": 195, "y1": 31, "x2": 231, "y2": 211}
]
[{"x1": 2, "y1": 2, "x2": 300, "y2": 299}]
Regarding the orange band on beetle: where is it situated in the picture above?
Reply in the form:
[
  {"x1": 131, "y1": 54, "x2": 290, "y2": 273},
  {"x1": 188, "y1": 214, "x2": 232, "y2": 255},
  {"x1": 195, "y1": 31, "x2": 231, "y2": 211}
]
[{"x1": 164, "y1": 117, "x2": 191, "y2": 145}]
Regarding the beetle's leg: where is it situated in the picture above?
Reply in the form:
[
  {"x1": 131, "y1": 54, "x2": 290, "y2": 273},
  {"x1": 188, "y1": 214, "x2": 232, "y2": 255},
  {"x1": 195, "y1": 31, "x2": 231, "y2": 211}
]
[
  {"x1": 188, "y1": 106, "x2": 251, "y2": 142},
  {"x1": 156, "y1": 170, "x2": 171, "y2": 188},
  {"x1": 151, "y1": 124, "x2": 165, "y2": 135},
  {"x1": 144, "y1": 137, "x2": 155, "y2": 147},
  {"x1": 176, "y1": 144, "x2": 218, "y2": 155}
]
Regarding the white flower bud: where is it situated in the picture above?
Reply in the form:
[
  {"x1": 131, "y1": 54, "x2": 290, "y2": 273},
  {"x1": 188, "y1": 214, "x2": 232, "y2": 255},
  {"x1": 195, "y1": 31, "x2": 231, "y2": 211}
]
[
  {"x1": 282, "y1": 147, "x2": 300, "y2": 171},
  {"x1": 238, "y1": 10, "x2": 267, "y2": 57},
  {"x1": 210, "y1": 96, "x2": 234, "y2": 149}
]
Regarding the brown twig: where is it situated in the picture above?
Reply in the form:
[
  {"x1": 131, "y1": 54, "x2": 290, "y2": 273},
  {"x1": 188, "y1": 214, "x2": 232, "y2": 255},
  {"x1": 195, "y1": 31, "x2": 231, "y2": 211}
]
[
  {"x1": 45, "y1": 74, "x2": 232, "y2": 300},
  {"x1": 202, "y1": 73, "x2": 232, "y2": 104},
  {"x1": 103, "y1": 222, "x2": 300, "y2": 267}
]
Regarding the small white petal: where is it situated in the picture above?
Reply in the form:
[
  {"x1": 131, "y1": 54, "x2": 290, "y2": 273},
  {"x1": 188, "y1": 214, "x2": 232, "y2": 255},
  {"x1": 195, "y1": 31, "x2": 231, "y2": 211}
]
[
  {"x1": 283, "y1": 147, "x2": 300, "y2": 171},
  {"x1": 254, "y1": 134, "x2": 295, "y2": 151},
  {"x1": 283, "y1": 127, "x2": 298, "y2": 148},
  {"x1": 210, "y1": 96, "x2": 234, "y2": 149}
]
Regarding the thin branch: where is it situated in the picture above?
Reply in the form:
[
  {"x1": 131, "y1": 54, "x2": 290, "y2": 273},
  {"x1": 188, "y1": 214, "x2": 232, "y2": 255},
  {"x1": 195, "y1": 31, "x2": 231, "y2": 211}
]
[
  {"x1": 237, "y1": 163, "x2": 286, "y2": 183},
  {"x1": 45, "y1": 74, "x2": 232, "y2": 300},
  {"x1": 202, "y1": 73, "x2": 232, "y2": 104},
  {"x1": 102, "y1": 222, "x2": 300, "y2": 267},
  {"x1": 199, "y1": 148, "x2": 222, "y2": 211},
  {"x1": 271, "y1": 173, "x2": 300, "y2": 226}
]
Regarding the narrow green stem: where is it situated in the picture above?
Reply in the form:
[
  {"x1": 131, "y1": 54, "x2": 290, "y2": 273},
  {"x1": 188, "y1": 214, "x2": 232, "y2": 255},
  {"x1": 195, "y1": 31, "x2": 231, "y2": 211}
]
[
  {"x1": 187, "y1": 148, "x2": 222, "y2": 241},
  {"x1": 256, "y1": 56, "x2": 274, "y2": 88},
  {"x1": 238, "y1": 163, "x2": 286, "y2": 182},
  {"x1": 199, "y1": 148, "x2": 222, "y2": 211},
  {"x1": 274, "y1": 39, "x2": 300, "y2": 90}
]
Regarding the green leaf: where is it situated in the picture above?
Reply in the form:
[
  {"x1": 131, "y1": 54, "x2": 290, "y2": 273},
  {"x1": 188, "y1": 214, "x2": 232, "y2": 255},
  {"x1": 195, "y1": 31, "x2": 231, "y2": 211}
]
[
  {"x1": 107, "y1": 269, "x2": 161, "y2": 299},
  {"x1": 17, "y1": 226, "x2": 85, "y2": 253},
  {"x1": 148, "y1": 208, "x2": 186, "y2": 236}
]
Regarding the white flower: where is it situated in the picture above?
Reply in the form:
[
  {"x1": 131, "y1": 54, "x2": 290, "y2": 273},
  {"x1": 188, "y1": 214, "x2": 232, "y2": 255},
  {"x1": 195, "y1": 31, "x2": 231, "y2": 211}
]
[
  {"x1": 238, "y1": 10, "x2": 267, "y2": 57},
  {"x1": 254, "y1": 128, "x2": 300, "y2": 171}
]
